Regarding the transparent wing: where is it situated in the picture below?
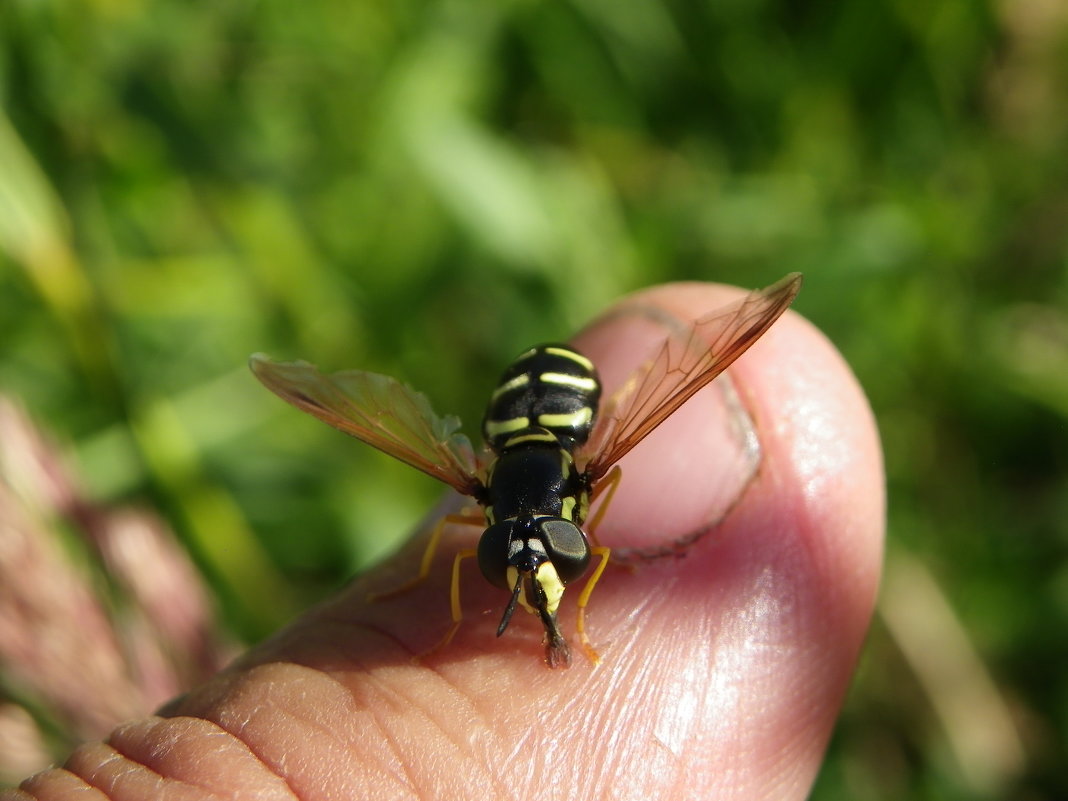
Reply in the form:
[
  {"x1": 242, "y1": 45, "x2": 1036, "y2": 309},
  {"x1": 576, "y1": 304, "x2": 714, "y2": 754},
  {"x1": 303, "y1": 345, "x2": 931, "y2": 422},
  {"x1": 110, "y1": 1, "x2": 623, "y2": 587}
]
[
  {"x1": 580, "y1": 273, "x2": 802, "y2": 482},
  {"x1": 250, "y1": 354, "x2": 482, "y2": 497}
]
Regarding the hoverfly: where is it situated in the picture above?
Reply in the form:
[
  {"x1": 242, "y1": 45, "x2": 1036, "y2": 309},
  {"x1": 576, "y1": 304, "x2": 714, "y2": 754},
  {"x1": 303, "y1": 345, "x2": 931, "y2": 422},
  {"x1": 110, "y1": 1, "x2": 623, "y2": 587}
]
[{"x1": 250, "y1": 273, "x2": 801, "y2": 667}]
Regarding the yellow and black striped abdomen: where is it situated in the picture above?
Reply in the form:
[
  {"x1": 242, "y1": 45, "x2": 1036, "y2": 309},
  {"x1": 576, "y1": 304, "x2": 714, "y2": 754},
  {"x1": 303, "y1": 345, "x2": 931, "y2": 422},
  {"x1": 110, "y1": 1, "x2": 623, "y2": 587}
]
[{"x1": 482, "y1": 344, "x2": 601, "y2": 453}]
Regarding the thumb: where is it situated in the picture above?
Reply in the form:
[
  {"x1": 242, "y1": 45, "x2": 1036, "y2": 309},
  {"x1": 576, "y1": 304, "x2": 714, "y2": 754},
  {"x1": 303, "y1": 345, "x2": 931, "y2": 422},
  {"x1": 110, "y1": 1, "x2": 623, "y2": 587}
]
[{"x1": 8, "y1": 280, "x2": 883, "y2": 801}]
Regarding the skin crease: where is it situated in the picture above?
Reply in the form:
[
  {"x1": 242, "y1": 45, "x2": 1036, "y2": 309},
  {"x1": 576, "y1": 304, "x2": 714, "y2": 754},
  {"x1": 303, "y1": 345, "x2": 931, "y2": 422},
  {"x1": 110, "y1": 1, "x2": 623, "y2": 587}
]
[{"x1": 3, "y1": 282, "x2": 884, "y2": 801}]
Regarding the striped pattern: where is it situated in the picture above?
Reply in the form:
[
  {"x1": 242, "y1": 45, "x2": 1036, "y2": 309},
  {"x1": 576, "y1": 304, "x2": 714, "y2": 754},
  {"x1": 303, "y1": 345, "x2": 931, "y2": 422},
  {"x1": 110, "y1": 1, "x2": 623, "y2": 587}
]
[{"x1": 482, "y1": 343, "x2": 601, "y2": 452}]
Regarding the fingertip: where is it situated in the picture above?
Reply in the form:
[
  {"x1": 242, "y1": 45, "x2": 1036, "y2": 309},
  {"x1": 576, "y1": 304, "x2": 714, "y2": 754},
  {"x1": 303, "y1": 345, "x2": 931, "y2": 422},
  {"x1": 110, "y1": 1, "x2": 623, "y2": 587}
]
[{"x1": 573, "y1": 280, "x2": 883, "y2": 605}]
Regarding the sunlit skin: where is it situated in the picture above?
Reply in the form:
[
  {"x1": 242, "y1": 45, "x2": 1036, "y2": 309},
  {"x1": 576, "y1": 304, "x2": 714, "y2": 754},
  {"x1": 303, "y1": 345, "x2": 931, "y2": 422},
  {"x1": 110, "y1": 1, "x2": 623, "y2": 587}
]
[{"x1": 4, "y1": 282, "x2": 884, "y2": 801}]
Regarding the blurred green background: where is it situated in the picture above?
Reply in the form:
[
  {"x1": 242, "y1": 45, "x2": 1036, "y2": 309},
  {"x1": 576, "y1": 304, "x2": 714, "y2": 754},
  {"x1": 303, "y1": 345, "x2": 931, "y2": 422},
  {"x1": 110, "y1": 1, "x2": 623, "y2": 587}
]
[{"x1": 2, "y1": 0, "x2": 1066, "y2": 796}]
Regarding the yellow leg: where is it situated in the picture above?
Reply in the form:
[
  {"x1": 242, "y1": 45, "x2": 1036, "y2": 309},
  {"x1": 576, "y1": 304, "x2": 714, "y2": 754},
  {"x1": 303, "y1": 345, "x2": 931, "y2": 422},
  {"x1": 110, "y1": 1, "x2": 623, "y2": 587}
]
[
  {"x1": 420, "y1": 547, "x2": 477, "y2": 659},
  {"x1": 576, "y1": 545, "x2": 611, "y2": 665},
  {"x1": 585, "y1": 465, "x2": 622, "y2": 547},
  {"x1": 367, "y1": 511, "x2": 483, "y2": 603},
  {"x1": 448, "y1": 547, "x2": 478, "y2": 636}
]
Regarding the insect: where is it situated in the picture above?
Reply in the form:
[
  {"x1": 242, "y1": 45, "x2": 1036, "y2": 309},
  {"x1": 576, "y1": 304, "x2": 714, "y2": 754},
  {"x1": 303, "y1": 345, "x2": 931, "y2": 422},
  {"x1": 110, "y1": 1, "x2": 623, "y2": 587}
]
[{"x1": 250, "y1": 273, "x2": 801, "y2": 667}]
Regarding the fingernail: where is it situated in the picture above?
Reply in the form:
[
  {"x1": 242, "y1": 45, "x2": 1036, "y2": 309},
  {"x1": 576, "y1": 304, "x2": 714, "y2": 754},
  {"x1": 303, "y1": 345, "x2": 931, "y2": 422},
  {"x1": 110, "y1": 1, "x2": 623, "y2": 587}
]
[{"x1": 572, "y1": 300, "x2": 763, "y2": 557}]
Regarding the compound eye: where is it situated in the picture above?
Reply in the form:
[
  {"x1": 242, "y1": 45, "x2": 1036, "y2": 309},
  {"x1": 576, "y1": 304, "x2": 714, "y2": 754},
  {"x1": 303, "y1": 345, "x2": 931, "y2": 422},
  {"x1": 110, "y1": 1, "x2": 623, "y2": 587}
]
[
  {"x1": 477, "y1": 521, "x2": 514, "y2": 590},
  {"x1": 538, "y1": 519, "x2": 591, "y2": 584}
]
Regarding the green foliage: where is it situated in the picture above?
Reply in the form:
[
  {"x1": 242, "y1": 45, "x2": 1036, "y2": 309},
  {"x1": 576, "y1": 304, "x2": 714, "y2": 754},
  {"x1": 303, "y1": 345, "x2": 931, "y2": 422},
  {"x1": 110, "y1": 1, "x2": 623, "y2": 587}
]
[{"x1": 2, "y1": 0, "x2": 1067, "y2": 796}]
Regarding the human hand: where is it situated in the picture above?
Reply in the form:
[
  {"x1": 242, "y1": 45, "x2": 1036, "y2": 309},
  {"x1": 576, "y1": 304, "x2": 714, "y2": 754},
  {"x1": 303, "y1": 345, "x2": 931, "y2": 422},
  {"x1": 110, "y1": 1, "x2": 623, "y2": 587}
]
[{"x1": 6, "y1": 281, "x2": 883, "y2": 801}]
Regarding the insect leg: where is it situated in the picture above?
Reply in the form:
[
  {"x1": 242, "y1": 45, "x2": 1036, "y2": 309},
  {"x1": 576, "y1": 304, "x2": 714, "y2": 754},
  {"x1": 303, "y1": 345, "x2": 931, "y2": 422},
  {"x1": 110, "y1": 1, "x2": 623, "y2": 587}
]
[
  {"x1": 585, "y1": 464, "x2": 622, "y2": 547},
  {"x1": 576, "y1": 545, "x2": 611, "y2": 665},
  {"x1": 418, "y1": 547, "x2": 477, "y2": 660},
  {"x1": 367, "y1": 510, "x2": 483, "y2": 602}
]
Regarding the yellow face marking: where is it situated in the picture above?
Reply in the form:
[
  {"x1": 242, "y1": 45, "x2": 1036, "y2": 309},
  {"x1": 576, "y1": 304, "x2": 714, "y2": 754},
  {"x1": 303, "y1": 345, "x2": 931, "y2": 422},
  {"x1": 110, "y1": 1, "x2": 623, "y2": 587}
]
[
  {"x1": 537, "y1": 407, "x2": 593, "y2": 430},
  {"x1": 535, "y1": 561, "x2": 566, "y2": 616},
  {"x1": 540, "y1": 372, "x2": 598, "y2": 392},
  {"x1": 485, "y1": 505, "x2": 495, "y2": 524},
  {"x1": 561, "y1": 496, "x2": 576, "y2": 521},
  {"x1": 506, "y1": 562, "x2": 566, "y2": 616},
  {"x1": 502, "y1": 430, "x2": 557, "y2": 448},
  {"x1": 544, "y1": 347, "x2": 594, "y2": 371},
  {"x1": 484, "y1": 417, "x2": 529, "y2": 438},
  {"x1": 490, "y1": 373, "x2": 530, "y2": 402}
]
